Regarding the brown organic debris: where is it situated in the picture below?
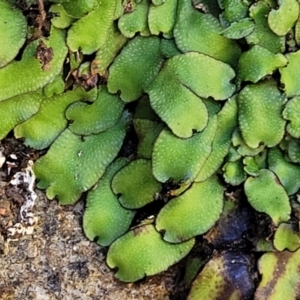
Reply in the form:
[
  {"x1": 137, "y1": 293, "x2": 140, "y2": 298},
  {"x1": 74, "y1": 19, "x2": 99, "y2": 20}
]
[{"x1": 36, "y1": 40, "x2": 54, "y2": 71}]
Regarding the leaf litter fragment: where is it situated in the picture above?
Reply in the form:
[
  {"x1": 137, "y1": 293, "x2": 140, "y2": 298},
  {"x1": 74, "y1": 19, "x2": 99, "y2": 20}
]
[
  {"x1": 188, "y1": 253, "x2": 254, "y2": 300},
  {"x1": 7, "y1": 160, "x2": 39, "y2": 241},
  {"x1": 255, "y1": 250, "x2": 300, "y2": 300}
]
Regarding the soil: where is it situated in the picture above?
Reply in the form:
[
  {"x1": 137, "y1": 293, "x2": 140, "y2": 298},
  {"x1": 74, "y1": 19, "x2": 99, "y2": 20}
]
[{"x1": 0, "y1": 137, "x2": 180, "y2": 300}]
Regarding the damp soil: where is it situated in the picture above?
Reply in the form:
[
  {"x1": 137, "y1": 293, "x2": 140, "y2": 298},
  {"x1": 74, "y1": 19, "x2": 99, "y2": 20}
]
[{"x1": 0, "y1": 137, "x2": 182, "y2": 300}]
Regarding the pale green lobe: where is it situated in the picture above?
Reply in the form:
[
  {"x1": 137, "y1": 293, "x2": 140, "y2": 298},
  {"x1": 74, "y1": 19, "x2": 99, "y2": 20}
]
[
  {"x1": 94, "y1": 24, "x2": 127, "y2": 76},
  {"x1": 238, "y1": 81, "x2": 286, "y2": 149},
  {"x1": 107, "y1": 224, "x2": 194, "y2": 282},
  {"x1": 232, "y1": 129, "x2": 265, "y2": 157},
  {"x1": 244, "y1": 169, "x2": 291, "y2": 225},
  {"x1": 188, "y1": 253, "x2": 254, "y2": 300},
  {"x1": 237, "y1": 45, "x2": 287, "y2": 85},
  {"x1": 34, "y1": 115, "x2": 129, "y2": 205},
  {"x1": 273, "y1": 223, "x2": 300, "y2": 252},
  {"x1": 118, "y1": 0, "x2": 150, "y2": 38},
  {"x1": 268, "y1": 0, "x2": 299, "y2": 36},
  {"x1": 43, "y1": 73, "x2": 65, "y2": 97},
  {"x1": 148, "y1": 0, "x2": 177, "y2": 37},
  {"x1": 0, "y1": 1, "x2": 27, "y2": 68},
  {"x1": 62, "y1": 0, "x2": 99, "y2": 18},
  {"x1": 147, "y1": 62, "x2": 208, "y2": 138},
  {"x1": 295, "y1": 17, "x2": 300, "y2": 46},
  {"x1": 152, "y1": 0, "x2": 164, "y2": 5},
  {"x1": 160, "y1": 39, "x2": 182, "y2": 58},
  {"x1": 134, "y1": 119, "x2": 163, "y2": 159},
  {"x1": 76, "y1": 61, "x2": 92, "y2": 79},
  {"x1": 288, "y1": 138, "x2": 300, "y2": 163},
  {"x1": 255, "y1": 250, "x2": 300, "y2": 300},
  {"x1": 112, "y1": 159, "x2": 162, "y2": 209},
  {"x1": 255, "y1": 239, "x2": 276, "y2": 253},
  {"x1": 246, "y1": 1, "x2": 285, "y2": 53},
  {"x1": 243, "y1": 155, "x2": 263, "y2": 177},
  {"x1": 174, "y1": 0, "x2": 241, "y2": 66},
  {"x1": 283, "y1": 96, "x2": 300, "y2": 138},
  {"x1": 0, "y1": 27, "x2": 68, "y2": 102},
  {"x1": 278, "y1": 136, "x2": 289, "y2": 151},
  {"x1": 263, "y1": 1, "x2": 281, "y2": 8},
  {"x1": 14, "y1": 88, "x2": 97, "y2": 150},
  {"x1": 268, "y1": 147, "x2": 300, "y2": 195},
  {"x1": 50, "y1": 4, "x2": 75, "y2": 29},
  {"x1": 152, "y1": 116, "x2": 217, "y2": 184},
  {"x1": 49, "y1": 0, "x2": 68, "y2": 3},
  {"x1": 0, "y1": 91, "x2": 43, "y2": 140},
  {"x1": 156, "y1": 176, "x2": 224, "y2": 243},
  {"x1": 67, "y1": 0, "x2": 116, "y2": 54},
  {"x1": 67, "y1": 52, "x2": 80, "y2": 74},
  {"x1": 226, "y1": 146, "x2": 241, "y2": 162},
  {"x1": 196, "y1": 97, "x2": 238, "y2": 182},
  {"x1": 108, "y1": 36, "x2": 164, "y2": 102},
  {"x1": 220, "y1": 0, "x2": 249, "y2": 25},
  {"x1": 222, "y1": 160, "x2": 246, "y2": 186},
  {"x1": 134, "y1": 95, "x2": 160, "y2": 121},
  {"x1": 203, "y1": 98, "x2": 221, "y2": 117},
  {"x1": 66, "y1": 87, "x2": 124, "y2": 135},
  {"x1": 280, "y1": 51, "x2": 300, "y2": 97},
  {"x1": 147, "y1": 52, "x2": 235, "y2": 138},
  {"x1": 172, "y1": 53, "x2": 236, "y2": 101},
  {"x1": 83, "y1": 158, "x2": 135, "y2": 247},
  {"x1": 221, "y1": 18, "x2": 255, "y2": 39},
  {"x1": 251, "y1": 148, "x2": 268, "y2": 172},
  {"x1": 114, "y1": 0, "x2": 124, "y2": 19}
]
